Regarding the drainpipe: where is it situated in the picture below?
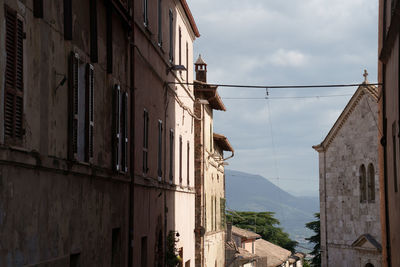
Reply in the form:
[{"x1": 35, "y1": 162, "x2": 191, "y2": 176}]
[
  {"x1": 381, "y1": 0, "x2": 391, "y2": 265},
  {"x1": 323, "y1": 149, "x2": 328, "y2": 267},
  {"x1": 128, "y1": 2, "x2": 135, "y2": 266},
  {"x1": 202, "y1": 103, "x2": 206, "y2": 267}
]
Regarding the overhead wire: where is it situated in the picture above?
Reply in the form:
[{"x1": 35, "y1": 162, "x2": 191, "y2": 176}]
[{"x1": 167, "y1": 81, "x2": 382, "y2": 89}]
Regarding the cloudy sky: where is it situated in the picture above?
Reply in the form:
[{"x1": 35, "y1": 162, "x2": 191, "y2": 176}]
[{"x1": 186, "y1": 0, "x2": 379, "y2": 196}]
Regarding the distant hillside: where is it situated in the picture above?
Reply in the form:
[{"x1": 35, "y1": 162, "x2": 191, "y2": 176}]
[{"x1": 225, "y1": 169, "x2": 319, "y2": 250}]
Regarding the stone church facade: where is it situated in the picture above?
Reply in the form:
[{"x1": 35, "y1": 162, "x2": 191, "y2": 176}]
[{"x1": 313, "y1": 76, "x2": 382, "y2": 267}]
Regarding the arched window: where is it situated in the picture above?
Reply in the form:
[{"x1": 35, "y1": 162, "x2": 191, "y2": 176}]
[
  {"x1": 365, "y1": 263, "x2": 374, "y2": 267},
  {"x1": 360, "y1": 164, "x2": 367, "y2": 202},
  {"x1": 368, "y1": 163, "x2": 375, "y2": 202}
]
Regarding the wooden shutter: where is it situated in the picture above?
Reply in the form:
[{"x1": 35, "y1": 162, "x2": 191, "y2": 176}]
[
  {"x1": 169, "y1": 10, "x2": 173, "y2": 62},
  {"x1": 143, "y1": 110, "x2": 149, "y2": 174},
  {"x1": 113, "y1": 85, "x2": 121, "y2": 171},
  {"x1": 179, "y1": 136, "x2": 182, "y2": 184},
  {"x1": 121, "y1": 92, "x2": 128, "y2": 173},
  {"x1": 69, "y1": 52, "x2": 79, "y2": 159},
  {"x1": 4, "y1": 6, "x2": 24, "y2": 141},
  {"x1": 187, "y1": 142, "x2": 190, "y2": 186},
  {"x1": 86, "y1": 64, "x2": 94, "y2": 162},
  {"x1": 157, "y1": 120, "x2": 163, "y2": 178},
  {"x1": 169, "y1": 129, "x2": 174, "y2": 182}
]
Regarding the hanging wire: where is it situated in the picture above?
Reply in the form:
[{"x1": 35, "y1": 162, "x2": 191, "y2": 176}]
[{"x1": 168, "y1": 81, "x2": 382, "y2": 89}]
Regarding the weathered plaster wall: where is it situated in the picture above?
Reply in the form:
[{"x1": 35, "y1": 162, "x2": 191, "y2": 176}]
[
  {"x1": 319, "y1": 92, "x2": 382, "y2": 267},
  {"x1": 0, "y1": 0, "x2": 131, "y2": 266}
]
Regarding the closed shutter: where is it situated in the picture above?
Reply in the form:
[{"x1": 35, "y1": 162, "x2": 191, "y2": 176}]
[
  {"x1": 143, "y1": 110, "x2": 149, "y2": 174},
  {"x1": 69, "y1": 52, "x2": 79, "y2": 159},
  {"x1": 4, "y1": 6, "x2": 24, "y2": 141},
  {"x1": 169, "y1": 129, "x2": 174, "y2": 182},
  {"x1": 86, "y1": 64, "x2": 94, "y2": 162},
  {"x1": 157, "y1": 120, "x2": 163, "y2": 178},
  {"x1": 121, "y1": 92, "x2": 128, "y2": 173},
  {"x1": 113, "y1": 85, "x2": 121, "y2": 171}
]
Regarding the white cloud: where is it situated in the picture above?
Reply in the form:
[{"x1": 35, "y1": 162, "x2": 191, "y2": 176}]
[{"x1": 269, "y1": 49, "x2": 308, "y2": 67}]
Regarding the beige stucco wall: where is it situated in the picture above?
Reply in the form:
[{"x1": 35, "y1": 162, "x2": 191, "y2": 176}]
[
  {"x1": 203, "y1": 106, "x2": 226, "y2": 267},
  {"x1": 170, "y1": 2, "x2": 196, "y2": 265}
]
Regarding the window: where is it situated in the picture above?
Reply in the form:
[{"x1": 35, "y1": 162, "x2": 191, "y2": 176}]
[
  {"x1": 111, "y1": 228, "x2": 121, "y2": 267},
  {"x1": 70, "y1": 253, "x2": 80, "y2": 267},
  {"x1": 158, "y1": 0, "x2": 162, "y2": 45},
  {"x1": 4, "y1": 6, "x2": 24, "y2": 144},
  {"x1": 106, "y1": 2, "x2": 112, "y2": 73},
  {"x1": 33, "y1": 0, "x2": 43, "y2": 18},
  {"x1": 64, "y1": 0, "x2": 72, "y2": 40},
  {"x1": 158, "y1": 120, "x2": 163, "y2": 180},
  {"x1": 187, "y1": 142, "x2": 190, "y2": 186},
  {"x1": 185, "y1": 260, "x2": 190, "y2": 267},
  {"x1": 169, "y1": 129, "x2": 174, "y2": 182},
  {"x1": 113, "y1": 85, "x2": 128, "y2": 172},
  {"x1": 211, "y1": 196, "x2": 214, "y2": 231},
  {"x1": 141, "y1": 236, "x2": 147, "y2": 267},
  {"x1": 367, "y1": 164, "x2": 375, "y2": 202},
  {"x1": 214, "y1": 196, "x2": 217, "y2": 230},
  {"x1": 143, "y1": 109, "x2": 149, "y2": 174},
  {"x1": 90, "y1": 0, "x2": 98, "y2": 63},
  {"x1": 179, "y1": 27, "x2": 182, "y2": 65},
  {"x1": 143, "y1": 0, "x2": 148, "y2": 26},
  {"x1": 155, "y1": 229, "x2": 163, "y2": 267},
  {"x1": 69, "y1": 52, "x2": 94, "y2": 163},
  {"x1": 210, "y1": 124, "x2": 213, "y2": 152},
  {"x1": 186, "y1": 42, "x2": 189, "y2": 82},
  {"x1": 359, "y1": 165, "x2": 367, "y2": 202},
  {"x1": 179, "y1": 135, "x2": 183, "y2": 185},
  {"x1": 393, "y1": 122, "x2": 398, "y2": 192},
  {"x1": 169, "y1": 9, "x2": 174, "y2": 62}
]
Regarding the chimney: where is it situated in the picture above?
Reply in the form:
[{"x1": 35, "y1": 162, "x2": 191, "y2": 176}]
[
  {"x1": 195, "y1": 54, "x2": 207, "y2": 82},
  {"x1": 226, "y1": 222, "x2": 232, "y2": 242}
]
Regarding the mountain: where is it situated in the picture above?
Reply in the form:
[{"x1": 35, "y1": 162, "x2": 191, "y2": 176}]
[{"x1": 225, "y1": 169, "x2": 319, "y2": 250}]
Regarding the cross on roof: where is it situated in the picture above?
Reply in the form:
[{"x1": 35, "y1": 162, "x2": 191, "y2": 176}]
[{"x1": 363, "y1": 69, "x2": 369, "y2": 83}]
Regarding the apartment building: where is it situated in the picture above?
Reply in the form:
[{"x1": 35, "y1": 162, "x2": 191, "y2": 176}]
[
  {"x1": 132, "y1": 0, "x2": 199, "y2": 266},
  {"x1": 0, "y1": 0, "x2": 133, "y2": 265},
  {"x1": 193, "y1": 56, "x2": 234, "y2": 267}
]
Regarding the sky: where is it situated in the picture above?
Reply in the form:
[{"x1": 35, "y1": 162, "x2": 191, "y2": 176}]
[{"x1": 186, "y1": 0, "x2": 379, "y2": 196}]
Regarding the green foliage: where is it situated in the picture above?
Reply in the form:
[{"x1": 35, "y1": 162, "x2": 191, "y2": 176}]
[
  {"x1": 305, "y1": 213, "x2": 321, "y2": 267},
  {"x1": 220, "y1": 198, "x2": 226, "y2": 229},
  {"x1": 303, "y1": 259, "x2": 312, "y2": 267},
  {"x1": 226, "y1": 210, "x2": 298, "y2": 252},
  {"x1": 165, "y1": 231, "x2": 180, "y2": 267}
]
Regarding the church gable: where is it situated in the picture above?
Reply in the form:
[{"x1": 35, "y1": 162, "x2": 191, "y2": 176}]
[
  {"x1": 352, "y1": 234, "x2": 382, "y2": 252},
  {"x1": 313, "y1": 82, "x2": 378, "y2": 152}
]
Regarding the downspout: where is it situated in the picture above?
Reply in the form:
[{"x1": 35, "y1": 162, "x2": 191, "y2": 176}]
[
  {"x1": 128, "y1": 3, "x2": 135, "y2": 266},
  {"x1": 223, "y1": 151, "x2": 234, "y2": 162},
  {"x1": 381, "y1": 0, "x2": 392, "y2": 265},
  {"x1": 163, "y1": 83, "x2": 170, "y2": 267},
  {"x1": 202, "y1": 103, "x2": 206, "y2": 267},
  {"x1": 323, "y1": 149, "x2": 328, "y2": 267}
]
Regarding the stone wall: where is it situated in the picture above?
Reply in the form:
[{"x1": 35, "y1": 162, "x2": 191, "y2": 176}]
[{"x1": 318, "y1": 91, "x2": 382, "y2": 267}]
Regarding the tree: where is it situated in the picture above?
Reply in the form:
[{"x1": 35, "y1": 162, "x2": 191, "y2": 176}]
[
  {"x1": 305, "y1": 213, "x2": 321, "y2": 267},
  {"x1": 226, "y1": 210, "x2": 298, "y2": 252}
]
